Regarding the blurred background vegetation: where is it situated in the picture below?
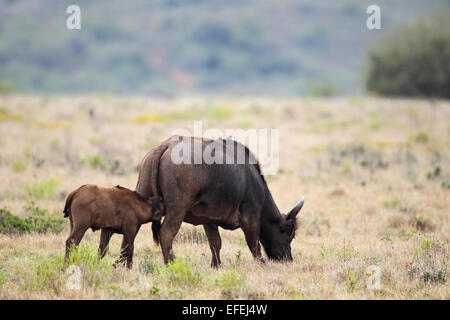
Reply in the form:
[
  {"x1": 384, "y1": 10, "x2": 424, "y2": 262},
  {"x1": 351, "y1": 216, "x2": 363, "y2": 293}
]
[
  {"x1": 0, "y1": 0, "x2": 449, "y2": 97},
  {"x1": 366, "y1": 11, "x2": 450, "y2": 98}
]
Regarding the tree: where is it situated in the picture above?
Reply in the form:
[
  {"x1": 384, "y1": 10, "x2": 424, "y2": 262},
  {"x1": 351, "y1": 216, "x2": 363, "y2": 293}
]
[{"x1": 366, "y1": 10, "x2": 450, "y2": 98}]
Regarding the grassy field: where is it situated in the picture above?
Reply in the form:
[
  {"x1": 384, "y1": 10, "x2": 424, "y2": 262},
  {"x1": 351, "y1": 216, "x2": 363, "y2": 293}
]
[{"x1": 0, "y1": 95, "x2": 448, "y2": 299}]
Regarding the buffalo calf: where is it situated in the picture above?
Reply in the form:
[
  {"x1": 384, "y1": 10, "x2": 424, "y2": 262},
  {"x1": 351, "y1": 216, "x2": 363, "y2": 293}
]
[{"x1": 63, "y1": 184, "x2": 163, "y2": 268}]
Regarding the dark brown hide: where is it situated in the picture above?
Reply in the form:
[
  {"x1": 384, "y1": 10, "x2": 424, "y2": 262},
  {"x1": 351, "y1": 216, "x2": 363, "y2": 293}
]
[{"x1": 136, "y1": 136, "x2": 304, "y2": 267}]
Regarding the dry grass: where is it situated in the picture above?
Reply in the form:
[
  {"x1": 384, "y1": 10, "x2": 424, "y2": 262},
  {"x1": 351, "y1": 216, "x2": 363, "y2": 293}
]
[{"x1": 0, "y1": 95, "x2": 449, "y2": 299}]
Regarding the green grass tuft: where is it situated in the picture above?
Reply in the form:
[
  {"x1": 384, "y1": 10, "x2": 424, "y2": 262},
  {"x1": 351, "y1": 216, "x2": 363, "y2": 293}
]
[
  {"x1": 23, "y1": 177, "x2": 59, "y2": 200},
  {"x1": 0, "y1": 268, "x2": 7, "y2": 285},
  {"x1": 160, "y1": 258, "x2": 202, "y2": 287},
  {"x1": 216, "y1": 268, "x2": 242, "y2": 290},
  {"x1": 382, "y1": 198, "x2": 400, "y2": 210},
  {"x1": 10, "y1": 159, "x2": 27, "y2": 173},
  {"x1": 208, "y1": 105, "x2": 232, "y2": 119},
  {"x1": 410, "y1": 130, "x2": 430, "y2": 144}
]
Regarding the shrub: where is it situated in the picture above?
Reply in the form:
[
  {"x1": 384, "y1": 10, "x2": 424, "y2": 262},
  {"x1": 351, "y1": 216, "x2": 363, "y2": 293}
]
[
  {"x1": 412, "y1": 215, "x2": 435, "y2": 232},
  {"x1": 167, "y1": 109, "x2": 197, "y2": 120},
  {"x1": 0, "y1": 205, "x2": 64, "y2": 234},
  {"x1": 23, "y1": 177, "x2": 59, "y2": 199},
  {"x1": 18, "y1": 245, "x2": 112, "y2": 292},
  {"x1": 208, "y1": 105, "x2": 232, "y2": 119},
  {"x1": 0, "y1": 208, "x2": 32, "y2": 234},
  {"x1": 21, "y1": 255, "x2": 64, "y2": 291},
  {"x1": 85, "y1": 155, "x2": 126, "y2": 175},
  {"x1": 216, "y1": 268, "x2": 242, "y2": 290},
  {"x1": 160, "y1": 258, "x2": 202, "y2": 287},
  {"x1": 65, "y1": 243, "x2": 112, "y2": 288},
  {"x1": 235, "y1": 250, "x2": 242, "y2": 263},
  {"x1": 88, "y1": 136, "x2": 103, "y2": 146},
  {"x1": 150, "y1": 285, "x2": 160, "y2": 295},
  {"x1": 408, "y1": 237, "x2": 447, "y2": 284},
  {"x1": 336, "y1": 263, "x2": 364, "y2": 292},
  {"x1": 0, "y1": 268, "x2": 7, "y2": 285},
  {"x1": 420, "y1": 270, "x2": 447, "y2": 283},
  {"x1": 65, "y1": 243, "x2": 110, "y2": 272},
  {"x1": 87, "y1": 154, "x2": 104, "y2": 169},
  {"x1": 10, "y1": 159, "x2": 27, "y2": 173},
  {"x1": 344, "y1": 267, "x2": 360, "y2": 291},
  {"x1": 25, "y1": 202, "x2": 65, "y2": 233},
  {"x1": 305, "y1": 78, "x2": 337, "y2": 97},
  {"x1": 128, "y1": 114, "x2": 166, "y2": 123},
  {"x1": 382, "y1": 198, "x2": 400, "y2": 210},
  {"x1": 216, "y1": 268, "x2": 243, "y2": 299},
  {"x1": 366, "y1": 11, "x2": 450, "y2": 98},
  {"x1": 441, "y1": 181, "x2": 450, "y2": 189},
  {"x1": 0, "y1": 82, "x2": 13, "y2": 95},
  {"x1": 411, "y1": 130, "x2": 431, "y2": 144},
  {"x1": 139, "y1": 251, "x2": 158, "y2": 275},
  {"x1": 427, "y1": 166, "x2": 441, "y2": 180}
]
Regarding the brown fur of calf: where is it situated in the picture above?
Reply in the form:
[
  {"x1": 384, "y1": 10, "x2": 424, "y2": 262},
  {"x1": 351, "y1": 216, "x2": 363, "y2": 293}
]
[{"x1": 63, "y1": 184, "x2": 162, "y2": 268}]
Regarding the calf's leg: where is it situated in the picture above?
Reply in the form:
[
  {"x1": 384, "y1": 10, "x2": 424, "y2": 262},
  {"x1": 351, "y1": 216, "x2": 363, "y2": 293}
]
[
  {"x1": 64, "y1": 224, "x2": 89, "y2": 264},
  {"x1": 98, "y1": 229, "x2": 112, "y2": 259},
  {"x1": 114, "y1": 226, "x2": 139, "y2": 269},
  {"x1": 203, "y1": 224, "x2": 222, "y2": 268}
]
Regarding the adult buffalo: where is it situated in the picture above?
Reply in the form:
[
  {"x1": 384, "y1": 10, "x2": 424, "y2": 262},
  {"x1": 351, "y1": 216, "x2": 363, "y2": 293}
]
[{"x1": 135, "y1": 136, "x2": 304, "y2": 267}]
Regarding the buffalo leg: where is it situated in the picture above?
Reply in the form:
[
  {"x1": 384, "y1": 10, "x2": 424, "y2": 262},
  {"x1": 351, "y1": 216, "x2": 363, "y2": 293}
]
[
  {"x1": 98, "y1": 229, "x2": 112, "y2": 259},
  {"x1": 64, "y1": 225, "x2": 89, "y2": 264},
  {"x1": 241, "y1": 219, "x2": 264, "y2": 263},
  {"x1": 203, "y1": 224, "x2": 222, "y2": 268},
  {"x1": 159, "y1": 208, "x2": 185, "y2": 264}
]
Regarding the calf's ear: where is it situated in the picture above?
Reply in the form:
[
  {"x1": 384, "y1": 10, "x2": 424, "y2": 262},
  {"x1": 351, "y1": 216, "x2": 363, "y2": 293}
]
[{"x1": 287, "y1": 197, "x2": 304, "y2": 220}]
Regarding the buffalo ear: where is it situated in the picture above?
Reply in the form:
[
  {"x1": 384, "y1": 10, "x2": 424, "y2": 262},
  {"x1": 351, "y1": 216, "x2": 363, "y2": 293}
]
[{"x1": 287, "y1": 197, "x2": 304, "y2": 220}]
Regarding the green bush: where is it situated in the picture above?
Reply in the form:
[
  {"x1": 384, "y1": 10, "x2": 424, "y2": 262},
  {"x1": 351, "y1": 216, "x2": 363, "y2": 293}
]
[
  {"x1": 65, "y1": 243, "x2": 111, "y2": 272},
  {"x1": 87, "y1": 154, "x2": 104, "y2": 169},
  {"x1": 139, "y1": 250, "x2": 158, "y2": 275},
  {"x1": 0, "y1": 82, "x2": 13, "y2": 95},
  {"x1": 160, "y1": 258, "x2": 202, "y2": 287},
  {"x1": 216, "y1": 268, "x2": 243, "y2": 299},
  {"x1": 305, "y1": 78, "x2": 337, "y2": 97},
  {"x1": 21, "y1": 255, "x2": 64, "y2": 291},
  {"x1": 216, "y1": 268, "x2": 242, "y2": 290},
  {"x1": 0, "y1": 268, "x2": 7, "y2": 285},
  {"x1": 408, "y1": 237, "x2": 447, "y2": 284},
  {"x1": 366, "y1": 11, "x2": 450, "y2": 98},
  {"x1": 10, "y1": 159, "x2": 28, "y2": 173},
  {"x1": 17, "y1": 245, "x2": 112, "y2": 292},
  {"x1": 64, "y1": 243, "x2": 112, "y2": 289},
  {"x1": 0, "y1": 208, "x2": 31, "y2": 234},
  {"x1": 84, "y1": 155, "x2": 126, "y2": 176},
  {"x1": 0, "y1": 205, "x2": 64, "y2": 235},
  {"x1": 23, "y1": 177, "x2": 59, "y2": 199}
]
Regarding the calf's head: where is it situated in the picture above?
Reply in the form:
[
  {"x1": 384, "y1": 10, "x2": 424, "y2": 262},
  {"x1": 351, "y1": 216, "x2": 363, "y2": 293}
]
[
  {"x1": 150, "y1": 195, "x2": 165, "y2": 220},
  {"x1": 261, "y1": 197, "x2": 304, "y2": 262}
]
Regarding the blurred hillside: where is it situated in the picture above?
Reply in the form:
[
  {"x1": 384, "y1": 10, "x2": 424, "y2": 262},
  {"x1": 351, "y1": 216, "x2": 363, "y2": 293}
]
[{"x1": 0, "y1": 0, "x2": 448, "y2": 96}]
